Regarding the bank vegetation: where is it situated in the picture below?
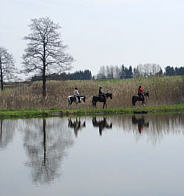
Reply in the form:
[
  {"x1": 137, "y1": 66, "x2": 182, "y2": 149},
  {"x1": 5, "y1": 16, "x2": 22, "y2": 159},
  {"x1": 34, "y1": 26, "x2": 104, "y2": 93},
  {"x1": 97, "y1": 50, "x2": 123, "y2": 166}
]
[{"x1": 0, "y1": 76, "x2": 184, "y2": 110}]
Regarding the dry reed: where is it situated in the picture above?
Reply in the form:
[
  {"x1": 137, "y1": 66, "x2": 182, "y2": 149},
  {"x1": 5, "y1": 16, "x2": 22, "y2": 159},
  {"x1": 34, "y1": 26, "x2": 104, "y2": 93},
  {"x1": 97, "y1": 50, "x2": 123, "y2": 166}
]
[{"x1": 0, "y1": 76, "x2": 184, "y2": 110}]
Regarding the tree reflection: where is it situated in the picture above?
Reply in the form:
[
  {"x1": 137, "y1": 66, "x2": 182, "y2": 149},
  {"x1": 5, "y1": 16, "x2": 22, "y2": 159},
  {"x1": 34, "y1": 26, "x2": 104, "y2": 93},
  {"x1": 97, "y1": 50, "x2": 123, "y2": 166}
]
[
  {"x1": 92, "y1": 117, "x2": 112, "y2": 136},
  {"x1": 68, "y1": 118, "x2": 86, "y2": 137},
  {"x1": 132, "y1": 115, "x2": 149, "y2": 134},
  {"x1": 0, "y1": 120, "x2": 16, "y2": 149},
  {"x1": 21, "y1": 118, "x2": 73, "y2": 184}
]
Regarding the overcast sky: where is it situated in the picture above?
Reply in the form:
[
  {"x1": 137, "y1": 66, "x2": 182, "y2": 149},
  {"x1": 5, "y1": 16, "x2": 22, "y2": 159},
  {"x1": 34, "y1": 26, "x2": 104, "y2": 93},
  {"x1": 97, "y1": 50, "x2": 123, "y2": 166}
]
[{"x1": 1, "y1": 0, "x2": 184, "y2": 75}]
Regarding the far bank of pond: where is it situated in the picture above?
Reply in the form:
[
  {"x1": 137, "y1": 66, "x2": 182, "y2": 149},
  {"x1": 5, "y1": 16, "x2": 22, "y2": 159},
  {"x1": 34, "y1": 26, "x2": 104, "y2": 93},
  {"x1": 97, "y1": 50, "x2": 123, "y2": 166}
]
[{"x1": 1, "y1": 104, "x2": 184, "y2": 119}]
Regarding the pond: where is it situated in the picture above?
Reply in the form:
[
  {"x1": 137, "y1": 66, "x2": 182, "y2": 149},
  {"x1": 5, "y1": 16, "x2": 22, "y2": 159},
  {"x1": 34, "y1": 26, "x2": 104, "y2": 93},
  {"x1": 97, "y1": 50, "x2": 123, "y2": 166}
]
[{"x1": 0, "y1": 113, "x2": 184, "y2": 196}]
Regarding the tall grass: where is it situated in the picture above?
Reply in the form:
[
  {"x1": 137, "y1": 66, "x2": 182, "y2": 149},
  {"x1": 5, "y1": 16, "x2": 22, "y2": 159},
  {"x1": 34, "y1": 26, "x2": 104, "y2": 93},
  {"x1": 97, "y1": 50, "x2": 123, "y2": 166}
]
[{"x1": 0, "y1": 76, "x2": 184, "y2": 109}]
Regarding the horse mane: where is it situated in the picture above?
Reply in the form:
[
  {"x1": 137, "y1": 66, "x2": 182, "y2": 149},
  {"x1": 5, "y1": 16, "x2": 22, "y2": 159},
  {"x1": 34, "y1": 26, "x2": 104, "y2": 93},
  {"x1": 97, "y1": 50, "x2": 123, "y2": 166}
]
[{"x1": 105, "y1": 92, "x2": 112, "y2": 98}]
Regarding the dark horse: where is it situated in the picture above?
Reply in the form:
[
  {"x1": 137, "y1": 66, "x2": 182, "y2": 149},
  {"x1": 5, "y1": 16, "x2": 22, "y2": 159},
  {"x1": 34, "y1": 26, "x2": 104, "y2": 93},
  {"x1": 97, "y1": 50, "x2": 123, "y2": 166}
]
[
  {"x1": 132, "y1": 92, "x2": 149, "y2": 106},
  {"x1": 92, "y1": 117, "x2": 112, "y2": 136},
  {"x1": 68, "y1": 95, "x2": 86, "y2": 106},
  {"x1": 92, "y1": 93, "x2": 112, "y2": 108}
]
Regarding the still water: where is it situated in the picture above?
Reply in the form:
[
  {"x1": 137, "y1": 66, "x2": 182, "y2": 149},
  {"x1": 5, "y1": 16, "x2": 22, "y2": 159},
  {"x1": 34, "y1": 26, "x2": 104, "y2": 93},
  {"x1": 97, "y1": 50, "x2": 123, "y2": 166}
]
[{"x1": 0, "y1": 114, "x2": 184, "y2": 196}]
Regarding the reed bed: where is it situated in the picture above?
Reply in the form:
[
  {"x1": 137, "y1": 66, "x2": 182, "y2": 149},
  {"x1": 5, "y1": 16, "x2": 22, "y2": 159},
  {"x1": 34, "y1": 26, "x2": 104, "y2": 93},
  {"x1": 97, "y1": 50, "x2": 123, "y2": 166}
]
[{"x1": 0, "y1": 76, "x2": 184, "y2": 110}]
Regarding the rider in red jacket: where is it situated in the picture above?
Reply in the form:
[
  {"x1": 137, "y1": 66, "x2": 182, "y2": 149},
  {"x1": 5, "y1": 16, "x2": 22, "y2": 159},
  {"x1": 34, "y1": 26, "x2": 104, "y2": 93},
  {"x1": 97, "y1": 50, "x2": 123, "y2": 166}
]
[{"x1": 138, "y1": 86, "x2": 144, "y2": 100}]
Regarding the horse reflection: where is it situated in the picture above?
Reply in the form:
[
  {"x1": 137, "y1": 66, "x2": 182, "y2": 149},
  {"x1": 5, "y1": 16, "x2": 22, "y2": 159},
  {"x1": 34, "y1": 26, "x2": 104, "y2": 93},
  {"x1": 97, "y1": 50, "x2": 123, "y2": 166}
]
[
  {"x1": 92, "y1": 117, "x2": 112, "y2": 136},
  {"x1": 68, "y1": 118, "x2": 86, "y2": 137},
  {"x1": 132, "y1": 115, "x2": 149, "y2": 134}
]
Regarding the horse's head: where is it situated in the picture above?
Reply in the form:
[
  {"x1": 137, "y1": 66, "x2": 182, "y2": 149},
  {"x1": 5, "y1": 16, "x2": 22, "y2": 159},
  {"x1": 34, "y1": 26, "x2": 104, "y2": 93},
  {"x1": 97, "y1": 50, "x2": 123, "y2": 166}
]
[
  {"x1": 106, "y1": 93, "x2": 112, "y2": 99},
  {"x1": 144, "y1": 91, "x2": 149, "y2": 97}
]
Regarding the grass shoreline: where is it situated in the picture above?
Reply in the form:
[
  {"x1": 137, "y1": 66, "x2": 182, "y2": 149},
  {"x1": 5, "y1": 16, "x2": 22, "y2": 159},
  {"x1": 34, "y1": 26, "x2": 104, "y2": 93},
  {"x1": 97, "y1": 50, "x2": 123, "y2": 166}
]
[{"x1": 1, "y1": 104, "x2": 184, "y2": 119}]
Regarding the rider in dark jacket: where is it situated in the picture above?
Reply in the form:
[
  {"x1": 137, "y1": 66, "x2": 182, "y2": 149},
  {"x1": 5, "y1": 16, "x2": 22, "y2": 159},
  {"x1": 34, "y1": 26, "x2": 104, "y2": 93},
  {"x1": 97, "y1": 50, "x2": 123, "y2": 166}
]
[{"x1": 99, "y1": 87, "x2": 105, "y2": 99}]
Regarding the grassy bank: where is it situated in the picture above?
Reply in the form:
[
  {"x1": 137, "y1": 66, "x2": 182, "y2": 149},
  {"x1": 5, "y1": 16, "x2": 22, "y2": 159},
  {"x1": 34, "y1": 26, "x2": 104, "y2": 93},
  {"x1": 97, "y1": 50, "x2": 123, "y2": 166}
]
[{"x1": 1, "y1": 104, "x2": 184, "y2": 119}]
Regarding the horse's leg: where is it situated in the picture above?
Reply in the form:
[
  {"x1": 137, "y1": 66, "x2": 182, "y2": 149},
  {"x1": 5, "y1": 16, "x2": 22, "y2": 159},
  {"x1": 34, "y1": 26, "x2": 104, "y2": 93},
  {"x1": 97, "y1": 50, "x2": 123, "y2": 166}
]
[
  {"x1": 134, "y1": 97, "x2": 138, "y2": 106},
  {"x1": 75, "y1": 97, "x2": 78, "y2": 105},
  {"x1": 143, "y1": 96, "x2": 145, "y2": 105},
  {"x1": 103, "y1": 101, "x2": 105, "y2": 109},
  {"x1": 92, "y1": 97, "x2": 95, "y2": 107},
  {"x1": 94, "y1": 101, "x2": 97, "y2": 107},
  {"x1": 92, "y1": 100, "x2": 96, "y2": 107},
  {"x1": 132, "y1": 96, "x2": 136, "y2": 106},
  {"x1": 140, "y1": 96, "x2": 145, "y2": 105},
  {"x1": 68, "y1": 98, "x2": 71, "y2": 107}
]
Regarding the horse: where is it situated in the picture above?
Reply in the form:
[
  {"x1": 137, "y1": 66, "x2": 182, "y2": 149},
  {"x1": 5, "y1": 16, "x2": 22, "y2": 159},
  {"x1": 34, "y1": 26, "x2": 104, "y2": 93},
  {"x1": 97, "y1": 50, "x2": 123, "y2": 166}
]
[
  {"x1": 68, "y1": 95, "x2": 86, "y2": 106},
  {"x1": 92, "y1": 93, "x2": 112, "y2": 109},
  {"x1": 92, "y1": 117, "x2": 112, "y2": 136},
  {"x1": 132, "y1": 92, "x2": 149, "y2": 106},
  {"x1": 132, "y1": 115, "x2": 149, "y2": 134},
  {"x1": 68, "y1": 118, "x2": 86, "y2": 137}
]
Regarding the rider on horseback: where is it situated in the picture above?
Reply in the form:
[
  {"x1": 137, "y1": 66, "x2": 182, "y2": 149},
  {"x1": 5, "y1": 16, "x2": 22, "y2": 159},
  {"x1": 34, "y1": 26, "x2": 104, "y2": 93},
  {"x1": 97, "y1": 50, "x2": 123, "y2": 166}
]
[
  {"x1": 99, "y1": 87, "x2": 105, "y2": 99},
  {"x1": 138, "y1": 86, "x2": 144, "y2": 101},
  {"x1": 74, "y1": 87, "x2": 81, "y2": 103}
]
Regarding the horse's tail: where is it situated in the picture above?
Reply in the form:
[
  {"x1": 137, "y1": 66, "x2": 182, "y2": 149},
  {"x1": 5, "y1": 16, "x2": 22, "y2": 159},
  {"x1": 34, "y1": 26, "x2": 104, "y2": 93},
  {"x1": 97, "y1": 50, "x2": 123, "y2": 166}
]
[{"x1": 132, "y1": 96, "x2": 135, "y2": 106}]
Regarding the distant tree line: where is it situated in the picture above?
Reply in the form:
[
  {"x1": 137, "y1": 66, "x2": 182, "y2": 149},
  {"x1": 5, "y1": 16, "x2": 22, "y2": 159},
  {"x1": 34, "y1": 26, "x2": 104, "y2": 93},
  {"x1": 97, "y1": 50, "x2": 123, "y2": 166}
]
[
  {"x1": 97, "y1": 65, "x2": 133, "y2": 79},
  {"x1": 165, "y1": 66, "x2": 184, "y2": 76},
  {"x1": 31, "y1": 70, "x2": 92, "y2": 81},
  {"x1": 96, "y1": 64, "x2": 184, "y2": 79}
]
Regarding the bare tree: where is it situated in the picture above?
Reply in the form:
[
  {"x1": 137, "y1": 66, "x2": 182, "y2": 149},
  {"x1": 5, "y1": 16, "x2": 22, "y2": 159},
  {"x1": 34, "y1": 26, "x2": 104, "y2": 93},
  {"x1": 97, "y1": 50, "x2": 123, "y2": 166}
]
[
  {"x1": 0, "y1": 47, "x2": 16, "y2": 90},
  {"x1": 97, "y1": 66, "x2": 106, "y2": 79},
  {"x1": 136, "y1": 63, "x2": 162, "y2": 77},
  {"x1": 114, "y1": 66, "x2": 121, "y2": 79},
  {"x1": 22, "y1": 17, "x2": 73, "y2": 97}
]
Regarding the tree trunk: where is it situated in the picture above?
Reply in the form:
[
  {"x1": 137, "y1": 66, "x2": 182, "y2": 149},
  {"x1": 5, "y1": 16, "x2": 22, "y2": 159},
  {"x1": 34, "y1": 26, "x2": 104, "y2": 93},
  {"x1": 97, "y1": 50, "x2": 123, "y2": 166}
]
[
  {"x1": 0, "y1": 73, "x2": 3, "y2": 91},
  {"x1": 0, "y1": 120, "x2": 3, "y2": 144},
  {"x1": 0, "y1": 58, "x2": 3, "y2": 91},
  {"x1": 42, "y1": 43, "x2": 46, "y2": 98},
  {"x1": 42, "y1": 68, "x2": 46, "y2": 97}
]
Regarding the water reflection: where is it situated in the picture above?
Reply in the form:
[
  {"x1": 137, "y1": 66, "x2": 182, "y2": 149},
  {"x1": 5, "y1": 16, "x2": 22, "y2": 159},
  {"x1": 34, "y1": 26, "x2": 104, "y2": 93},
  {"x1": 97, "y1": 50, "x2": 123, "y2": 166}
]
[
  {"x1": 0, "y1": 113, "x2": 184, "y2": 187},
  {"x1": 20, "y1": 118, "x2": 74, "y2": 184},
  {"x1": 68, "y1": 118, "x2": 86, "y2": 137},
  {"x1": 0, "y1": 120, "x2": 17, "y2": 149},
  {"x1": 92, "y1": 117, "x2": 112, "y2": 136},
  {"x1": 110, "y1": 114, "x2": 184, "y2": 144},
  {"x1": 132, "y1": 115, "x2": 149, "y2": 134}
]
